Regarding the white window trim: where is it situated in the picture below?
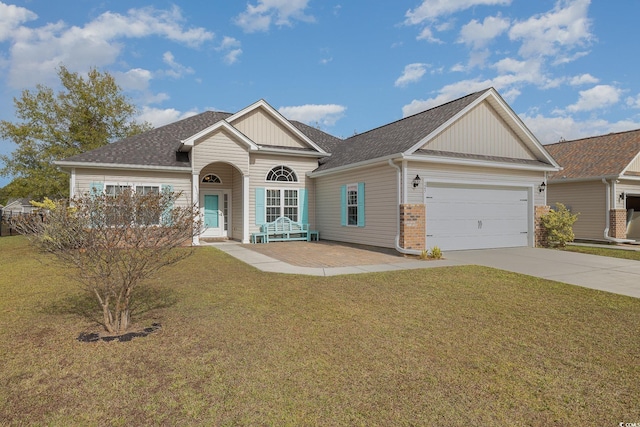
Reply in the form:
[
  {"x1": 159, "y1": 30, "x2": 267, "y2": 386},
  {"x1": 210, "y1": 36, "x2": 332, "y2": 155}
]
[
  {"x1": 264, "y1": 165, "x2": 299, "y2": 183},
  {"x1": 265, "y1": 187, "x2": 300, "y2": 222},
  {"x1": 346, "y1": 183, "x2": 358, "y2": 227},
  {"x1": 201, "y1": 174, "x2": 222, "y2": 184}
]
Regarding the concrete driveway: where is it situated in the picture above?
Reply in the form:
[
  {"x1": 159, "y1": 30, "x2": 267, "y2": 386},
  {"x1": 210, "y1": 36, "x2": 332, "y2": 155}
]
[{"x1": 445, "y1": 247, "x2": 640, "y2": 298}]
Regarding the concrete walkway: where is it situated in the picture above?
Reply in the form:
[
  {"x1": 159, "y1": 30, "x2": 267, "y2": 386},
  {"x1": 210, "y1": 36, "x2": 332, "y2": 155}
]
[{"x1": 205, "y1": 242, "x2": 640, "y2": 299}]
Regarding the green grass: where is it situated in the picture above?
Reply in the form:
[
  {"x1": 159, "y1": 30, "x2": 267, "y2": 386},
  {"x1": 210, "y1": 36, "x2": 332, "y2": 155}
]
[
  {"x1": 1, "y1": 236, "x2": 639, "y2": 425},
  {"x1": 562, "y1": 244, "x2": 640, "y2": 261}
]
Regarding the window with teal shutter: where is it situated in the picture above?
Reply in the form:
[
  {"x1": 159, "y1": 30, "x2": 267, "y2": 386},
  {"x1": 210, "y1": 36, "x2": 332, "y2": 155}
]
[
  {"x1": 255, "y1": 187, "x2": 266, "y2": 225},
  {"x1": 90, "y1": 182, "x2": 104, "y2": 195},
  {"x1": 340, "y1": 185, "x2": 347, "y2": 226},
  {"x1": 341, "y1": 183, "x2": 365, "y2": 227},
  {"x1": 161, "y1": 184, "x2": 174, "y2": 225},
  {"x1": 357, "y1": 182, "x2": 365, "y2": 227}
]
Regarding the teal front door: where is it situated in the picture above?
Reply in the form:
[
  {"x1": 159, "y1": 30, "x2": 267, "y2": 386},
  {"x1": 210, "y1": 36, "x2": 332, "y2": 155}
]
[{"x1": 204, "y1": 194, "x2": 219, "y2": 228}]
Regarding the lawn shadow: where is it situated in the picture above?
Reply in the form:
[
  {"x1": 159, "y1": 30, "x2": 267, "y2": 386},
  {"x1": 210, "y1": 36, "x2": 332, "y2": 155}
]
[{"x1": 40, "y1": 285, "x2": 179, "y2": 326}]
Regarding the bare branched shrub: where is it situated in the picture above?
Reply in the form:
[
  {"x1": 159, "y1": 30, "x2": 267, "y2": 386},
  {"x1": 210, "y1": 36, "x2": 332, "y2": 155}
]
[{"x1": 14, "y1": 189, "x2": 201, "y2": 334}]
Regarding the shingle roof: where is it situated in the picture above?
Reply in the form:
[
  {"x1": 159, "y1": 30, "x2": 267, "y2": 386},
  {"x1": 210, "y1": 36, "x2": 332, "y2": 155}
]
[
  {"x1": 545, "y1": 129, "x2": 640, "y2": 181},
  {"x1": 61, "y1": 111, "x2": 340, "y2": 168},
  {"x1": 315, "y1": 89, "x2": 489, "y2": 171}
]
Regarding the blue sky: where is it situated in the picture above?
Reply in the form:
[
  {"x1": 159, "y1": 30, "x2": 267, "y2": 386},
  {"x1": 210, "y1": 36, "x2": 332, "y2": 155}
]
[{"x1": 1, "y1": 0, "x2": 640, "y2": 188}]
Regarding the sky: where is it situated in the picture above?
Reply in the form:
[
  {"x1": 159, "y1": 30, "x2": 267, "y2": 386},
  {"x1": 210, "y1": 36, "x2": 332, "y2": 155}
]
[{"x1": 1, "y1": 0, "x2": 640, "y2": 188}]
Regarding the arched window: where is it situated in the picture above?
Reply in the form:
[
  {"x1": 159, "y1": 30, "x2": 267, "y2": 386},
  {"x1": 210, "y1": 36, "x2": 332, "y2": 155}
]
[
  {"x1": 202, "y1": 174, "x2": 221, "y2": 183},
  {"x1": 266, "y1": 165, "x2": 297, "y2": 182}
]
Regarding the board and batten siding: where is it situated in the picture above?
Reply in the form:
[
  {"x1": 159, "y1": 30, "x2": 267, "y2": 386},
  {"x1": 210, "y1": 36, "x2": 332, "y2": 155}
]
[
  {"x1": 73, "y1": 168, "x2": 192, "y2": 208},
  {"x1": 547, "y1": 181, "x2": 606, "y2": 240},
  {"x1": 193, "y1": 129, "x2": 249, "y2": 175},
  {"x1": 422, "y1": 102, "x2": 537, "y2": 161},
  {"x1": 248, "y1": 154, "x2": 318, "y2": 234},
  {"x1": 314, "y1": 163, "x2": 398, "y2": 249},
  {"x1": 405, "y1": 163, "x2": 546, "y2": 206},
  {"x1": 232, "y1": 109, "x2": 308, "y2": 149}
]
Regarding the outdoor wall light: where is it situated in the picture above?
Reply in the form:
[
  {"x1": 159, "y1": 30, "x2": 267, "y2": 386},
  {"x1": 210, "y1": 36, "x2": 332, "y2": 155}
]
[
  {"x1": 412, "y1": 174, "x2": 421, "y2": 188},
  {"x1": 538, "y1": 182, "x2": 546, "y2": 193},
  {"x1": 619, "y1": 192, "x2": 625, "y2": 203}
]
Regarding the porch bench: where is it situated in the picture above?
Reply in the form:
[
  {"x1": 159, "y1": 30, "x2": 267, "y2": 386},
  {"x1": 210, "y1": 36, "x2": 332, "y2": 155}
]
[{"x1": 260, "y1": 216, "x2": 309, "y2": 242}]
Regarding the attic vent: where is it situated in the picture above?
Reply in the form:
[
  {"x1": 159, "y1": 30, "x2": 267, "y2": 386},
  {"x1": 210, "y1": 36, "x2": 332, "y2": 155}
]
[{"x1": 175, "y1": 151, "x2": 189, "y2": 162}]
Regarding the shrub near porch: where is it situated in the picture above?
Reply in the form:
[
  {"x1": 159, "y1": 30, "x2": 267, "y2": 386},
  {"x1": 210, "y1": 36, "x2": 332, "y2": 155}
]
[{"x1": 0, "y1": 236, "x2": 638, "y2": 425}]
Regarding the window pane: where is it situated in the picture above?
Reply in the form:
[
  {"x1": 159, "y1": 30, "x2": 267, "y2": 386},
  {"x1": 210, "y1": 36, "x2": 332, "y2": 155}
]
[{"x1": 348, "y1": 206, "x2": 358, "y2": 226}]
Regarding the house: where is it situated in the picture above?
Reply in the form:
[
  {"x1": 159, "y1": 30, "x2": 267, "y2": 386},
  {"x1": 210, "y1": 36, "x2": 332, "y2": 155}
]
[
  {"x1": 1, "y1": 198, "x2": 36, "y2": 216},
  {"x1": 56, "y1": 88, "x2": 560, "y2": 252},
  {"x1": 545, "y1": 129, "x2": 640, "y2": 243}
]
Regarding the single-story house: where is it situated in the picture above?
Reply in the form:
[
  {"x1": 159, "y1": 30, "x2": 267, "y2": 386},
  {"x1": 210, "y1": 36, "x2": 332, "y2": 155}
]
[
  {"x1": 545, "y1": 129, "x2": 640, "y2": 242},
  {"x1": 1, "y1": 198, "x2": 36, "y2": 216},
  {"x1": 56, "y1": 87, "x2": 560, "y2": 252}
]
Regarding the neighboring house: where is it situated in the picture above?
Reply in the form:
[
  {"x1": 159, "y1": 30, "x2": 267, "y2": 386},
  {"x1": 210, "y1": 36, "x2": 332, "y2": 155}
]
[
  {"x1": 56, "y1": 88, "x2": 560, "y2": 252},
  {"x1": 2, "y1": 198, "x2": 36, "y2": 216},
  {"x1": 545, "y1": 129, "x2": 640, "y2": 242}
]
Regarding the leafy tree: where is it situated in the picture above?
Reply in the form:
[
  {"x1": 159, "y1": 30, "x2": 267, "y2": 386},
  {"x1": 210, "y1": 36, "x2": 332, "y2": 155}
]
[
  {"x1": 0, "y1": 65, "x2": 152, "y2": 200},
  {"x1": 540, "y1": 203, "x2": 579, "y2": 248},
  {"x1": 14, "y1": 189, "x2": 200, "y2": 335}
]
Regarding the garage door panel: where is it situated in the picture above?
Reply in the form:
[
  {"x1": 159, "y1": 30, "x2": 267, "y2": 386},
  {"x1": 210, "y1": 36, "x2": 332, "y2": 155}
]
[{"x1": 426, "y1": 185, "x2": 529, "y2": 251}]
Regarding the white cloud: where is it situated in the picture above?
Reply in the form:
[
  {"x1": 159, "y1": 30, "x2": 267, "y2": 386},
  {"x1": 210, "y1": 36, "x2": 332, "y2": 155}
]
[
  {"x1": 278, "y1": 104, "x2": 346, "y2": 127},
  {"x1": 566, "y1": 84, "x2": 622, "y2": 113},
  {"x1": 162, "y1": 51, "x2": 195, "y2": 78},
  {"x1": 627, "y1": 94, "x2": 640, "y2": 109},
  {"x1": 4, "y1": 5, "x2": 213, "y2": 88},
  {"x1": 395, "y1": 63, "x2": 429, "y2": 87},
  {"x1": 458, "y1": 14, "x2": 510, "y2": 49},
  {"x1": 216, "y1": 36, "x2": 243, "y2": 64},
  {"x1": 137, "y1": 106, "x2": 199, "y2": 128},
  {"x1": 405, "y1": 0, "x2": 511, "y2": 25},
  {"x1": 235, "y1": 0, "x2": 314, "y2": 33},
  {"x1": 522, "y1": 113, "x2": 640, "y2": 144},
  {"x1": 402, "y1": 78, "x2": 494, "y2": 117},
  {"x1": 569, "y1": 73, "x2": 598, "y2": 86},
  {"x1": 416, "y1": 27, "x2": 442, "y2": 43},
  {"x1": 509, "y1": 0, "x2": 592, "y2": 61},
  {"x1": 0, "y1": 2, "x2": 37, "y2": 42},
  {"x1": 115, "y1": 68, "x2": 153, "y2": 91}
]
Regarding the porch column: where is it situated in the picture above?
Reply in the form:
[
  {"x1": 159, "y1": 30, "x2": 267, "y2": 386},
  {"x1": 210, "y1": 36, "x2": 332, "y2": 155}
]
[
  {"x1": 192, "y1": 173, "x2": 200, "y2": 246},
  {"x1": 243, "y1": 175, "x2": 250, "y2": 243}
]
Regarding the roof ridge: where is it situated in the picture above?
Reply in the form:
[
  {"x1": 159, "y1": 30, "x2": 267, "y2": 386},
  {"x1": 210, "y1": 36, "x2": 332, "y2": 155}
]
[
  {"x1": 344, "y1": 88, "x2": 491, "y2": 141},
  {"x1": 546, "y1": 127, "x2": 640, "y2": 147}
]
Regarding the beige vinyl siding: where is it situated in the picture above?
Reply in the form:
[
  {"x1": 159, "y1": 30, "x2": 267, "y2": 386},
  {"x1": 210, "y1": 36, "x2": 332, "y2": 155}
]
[
  {"x1": 248, "y1": 154, "x2": 318, "y2": 233},
  {"x1": 232, "y1": 109, "x2": 308, "y2": 149},
  {"x1": 422, "y1": 102, "x2": 537, "y2": 160},
  {"x1": 625, "y1": 153, "x2": 640, "y2": 174},
  {"x1": 547, "y1": 181, "x2": 606, "y2": 240},
  {"x1": 405, "y1": 163, "x2": 544, "y2": 205},
  {"x1": 74, "y1": 168, "x2": 192, "y2": 207},
  {"x1": 199, "y1": 163, "x2": 235, "y2": 190},
  {"x1": 232, "y1": 168, "x2": 244, "y2": 240},
  {"x1": 193, "y1": 129, "x2": 249, "y2": 175},
  {"x1": 315, "y1": 163, "x2": 398, "y2": 248}
]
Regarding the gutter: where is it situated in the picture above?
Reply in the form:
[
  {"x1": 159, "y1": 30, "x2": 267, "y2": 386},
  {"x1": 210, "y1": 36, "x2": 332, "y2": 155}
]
[
  {"x1": 388, "y1": 160, "x2": 422, "y2": 256},
  {"x1": 601, "y1": 178, "x2": 634, "y2": 243}
]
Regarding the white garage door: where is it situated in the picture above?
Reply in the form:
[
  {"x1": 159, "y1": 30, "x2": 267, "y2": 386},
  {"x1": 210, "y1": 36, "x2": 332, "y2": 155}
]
[{"x1": 426, "y1": 184, "x2": 530, "y2": 251}]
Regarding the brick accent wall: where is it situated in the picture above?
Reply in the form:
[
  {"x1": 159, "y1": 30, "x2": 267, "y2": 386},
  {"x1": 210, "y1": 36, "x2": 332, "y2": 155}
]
[
  {"x1": 399, "y1": 204, "x2": 425, "y2": 251},
  {"x1": 535, "y1": 205, "x2": 550, "y2": 247},
  {"x1": 610, "y1": 209, "x2": 628, "y2": 239}
]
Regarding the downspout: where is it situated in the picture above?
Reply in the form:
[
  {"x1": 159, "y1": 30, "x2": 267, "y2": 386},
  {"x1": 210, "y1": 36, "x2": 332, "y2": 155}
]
[
  {"x1": 602, "y1": 178, "x2": 634, "y2": 243},
  {"x1": 389, "y1": 160, "x2": 422, "y2": 255}
]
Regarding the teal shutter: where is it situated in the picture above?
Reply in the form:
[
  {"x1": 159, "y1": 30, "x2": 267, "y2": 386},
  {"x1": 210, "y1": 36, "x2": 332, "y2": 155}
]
[
  {"x1": 90, "y1": 182, "x2": 103, "y2": 195},
  {"x1": 161, "y1": 184, "x2": 174, "y2": 225},
  {"x1": 300, "y1": 189, "x2": 308, "y2": 224},
  {"x1": 340, "y1": 185, "x2": 347, "y2": 226},
  {"x1": 357, "y1": 182, "x2": 365, "y2": 227},
  {"x1": 255, "y1": 187, "x2": 265, "y2": 225}
]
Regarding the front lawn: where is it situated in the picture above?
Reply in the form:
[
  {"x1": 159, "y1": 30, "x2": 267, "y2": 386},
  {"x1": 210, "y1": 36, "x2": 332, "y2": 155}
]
[
  {"x1": 563, "y1": 244, "x2": 640, "y2": 261},
  {"x1": 1, "y1": 236, "x2": 639, "y2": 425}
]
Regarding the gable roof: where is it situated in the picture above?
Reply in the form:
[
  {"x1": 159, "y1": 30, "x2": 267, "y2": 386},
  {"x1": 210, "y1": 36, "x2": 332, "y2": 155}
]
[
  {"x1": 546, "y1": 128, "x2": 640, "y2": 181},
  {"x1": 57, "y1": 110, "x2": 337, "y2": 170},
  {"x1": 313, "y1": 88, "x2": 558, "y2": 174}
]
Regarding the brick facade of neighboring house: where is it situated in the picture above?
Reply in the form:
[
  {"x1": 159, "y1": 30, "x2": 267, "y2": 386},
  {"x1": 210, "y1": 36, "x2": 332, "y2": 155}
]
[
  {"x1": 399, "y1": 204, "x2": 426, "y2": 251},
  {"x1": 610, "y1": 209, "x2": 628, "y2": 239}
]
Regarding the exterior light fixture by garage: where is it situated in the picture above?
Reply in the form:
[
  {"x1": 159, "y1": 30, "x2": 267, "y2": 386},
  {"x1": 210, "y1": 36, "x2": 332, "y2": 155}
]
[
  {"x1": 538, "y1": 182, "x2": 546, "y2": 193},
  {"x1": 619, "y1": 192, "x2": 625, "y2": 203},
  {"x1": 412, "y1": 174, "x2": 421, "y2": 188}
]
